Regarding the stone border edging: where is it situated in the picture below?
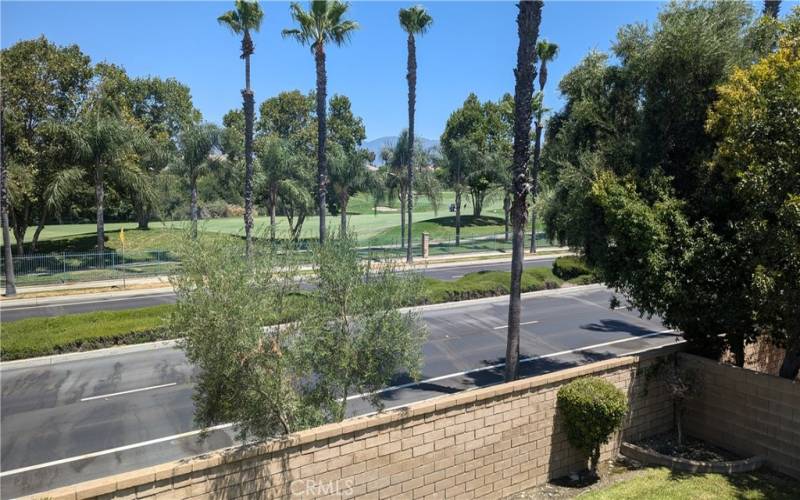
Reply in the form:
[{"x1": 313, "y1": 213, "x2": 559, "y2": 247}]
[{"x1": 620, "y1": 442, "x2": 765, "y2": 474}]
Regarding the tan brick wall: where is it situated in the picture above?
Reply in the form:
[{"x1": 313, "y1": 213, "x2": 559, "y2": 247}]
[
  {"x1": 32, "y1": 348, "x2": 678, "y2": 500},
  {"x1": 680, "y1": 353, "x2": 800, "y2": 479}
]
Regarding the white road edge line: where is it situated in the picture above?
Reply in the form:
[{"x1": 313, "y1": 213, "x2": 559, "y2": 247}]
[
  {"x1": 0, "y1": 423, "x2": 234, "y2": 478},
  {"x1": 493, "y1": 320, "x2": 539, "y2": 330},
  {"x1": 0, "y1": 330, "x2": 677, "y2": 478},
  {"x1": 80, "y1": 382, "x2": 178, "y2": 402},
  {"x1": 346, "y1": 329, "x2": 676, "y2": 401}
]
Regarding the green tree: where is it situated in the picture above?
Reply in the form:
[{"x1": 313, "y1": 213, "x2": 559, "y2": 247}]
[
  {"x1": 283, "y1": 0, "x2": 359, "y2": 244},
  {"x1": 328, "y1": 145, "x2": 369, "y2": 235},
  {"x1": 1, "y1": 93, "x2": 16, "y2": 296},
  {"x1": 529, "y1": 40, "x2": 558, "y2": 253},
  {"x1": 0, "y1": 36, "x2": 92, "y2": 254},
  {"x1": 171, "y1": 232, "x2": 426, "y2": 438},
  {"x1": 256, "y1": 136, "x2": 292, "y2": 239},
  {"x1": 176, "y1": 123, "x2": 221, "y2": 239},
  {"x1": 219, "y1": 0, "x2": 265, "y2": 256},
  {"x1": 399, "y1": 5, "x2": 433, "y2": 262},
  {"x1": 505, "y1": 0, "x2": 542, "y2": 382}
]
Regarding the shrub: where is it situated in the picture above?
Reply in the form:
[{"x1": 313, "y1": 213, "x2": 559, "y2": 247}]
[
  {"x1": 557, "y1": 376, "x2": 628, "y2": 476},
  {"x1": 552, "y1": 256, "x2": 593, "y2": 280}
]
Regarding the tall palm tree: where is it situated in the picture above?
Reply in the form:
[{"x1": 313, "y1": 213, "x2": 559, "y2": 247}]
[
  {"x1": 399, "y1": 5, "x2": 432, "y2": 262},
  {"x1": 283, "y1": 1, "x2": 358, "y2": 245},
  {"x1": 1, "y1": 94, "x2": 16, "y2": 296},
  {"x1": 530, "y1": 40, "x2": 558, "y2": 253},
  {"x1": 178, "y1": 123, "x2": 220, "y2": 239},
  {"x1": 219, "y1": 0, "x2": 264, "y2": 256},
  {"x1": 506, "y1": 0, "x2": 543, "y2": 382}
]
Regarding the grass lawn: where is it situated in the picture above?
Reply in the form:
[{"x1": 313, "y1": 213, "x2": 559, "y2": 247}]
[
  {"x1": 21, "y1": 191, "x2": 509, "y2": 248},
  {"x1": 0, "y1": 305, "x2": 175, "y2": 360},
  {"x1": 582, "y1": 467, "x2": 799, "y2": 500},
  {"x1": 0, "y1": 267, "x2": 576, "y2": 360}
]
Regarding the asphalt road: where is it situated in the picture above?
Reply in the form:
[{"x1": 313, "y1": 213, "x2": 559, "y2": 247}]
[
  {"x1": 0, "y1": 258, "x2": 555, "y2": 322},
  {"x1": 0, "y1": 285, "x2": 680, "y2": 498}
]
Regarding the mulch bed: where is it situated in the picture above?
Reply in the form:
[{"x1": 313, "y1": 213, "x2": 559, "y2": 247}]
[{"x1": 635, "y1": 432, "x2": 742, "y2": 462}]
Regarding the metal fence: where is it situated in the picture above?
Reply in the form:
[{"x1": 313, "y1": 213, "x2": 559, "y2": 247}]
[
  {"x1": 0, "y1": 233, "x2": 555, "y2": 287},
  {"x1": 0, "y1": 250, "x2": 179, "y2": 287}
]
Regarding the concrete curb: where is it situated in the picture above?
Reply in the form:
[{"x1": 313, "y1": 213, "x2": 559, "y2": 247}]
[
  {"x1": 620, "y1": 442, "x2": 765, "y2": 474},
  {"x1": 0, "y1": 339, "x2": 181, "y2": 371},
  {"x1": 0, "y1": 284, "x2": 607, "y2": 370}
]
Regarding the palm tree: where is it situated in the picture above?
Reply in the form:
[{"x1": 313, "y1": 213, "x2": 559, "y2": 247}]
[
  {"x1": 329, "y1": 145, "x2": 369, "y2": 235},
  {"x1": 399, "y1": 5, "x2": 432, "y2": 262},
  {"x1": 530, "y1": 40, "x2": 558, "y2": 254},
  {"x1": 178, "y1": 123, "x2": 220, "y2": 239},
  {"x1": 282, "y1": 1, "x2": 358, "y2": 245},
  {"x1": 219, "y1": 0, "x2": 264, "y2": 256},
  {"x1": 506, "y1": 0, "x2": 543, "y2": 382}
]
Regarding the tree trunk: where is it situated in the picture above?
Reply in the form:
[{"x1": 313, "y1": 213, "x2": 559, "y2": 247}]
[
  {"x1": 31, "y1": 204, "x2": 48, "y2": 253},
  {"x1": 1, "y1": 99, "x2": 17, "y2": 295},
  {"x1": 340, "y1": 193, "x2": 348, "y2": 236},
  {"x1": 503, "y1": 194, "x2": 510, "y2": 242},
  {"x1": 730, "y1": 333, "x2": 746, "y2": 367},
  {"x1": 242, "y1": 37, "x2": 255, "y2": 257},
  {"x1": 472, "y1": 191, "x2": 484, "y2": 217},
  {"x1": 779, "y1": 343, "x2": 800, "y2": 380},
  {"x1": 455, "y1": 190, "x2": 462, "y2": 246},
  {"x1": 190, "y1": 174, "x2": 198, "y2": 239},
  {"x1": 12, "y1": 221, "x2": 25, "y2": 257},
  {"x1": 95, "y1": 161, "x2": 105, "y2": 252},
  {"x1": 530, "y1": 116, "x2": 543, "y2": 254},
  {"x1": 315, "y1": 44, "x2": 328, "y2": 245},
  {"x1": 137, "y1": 209, "x2": 150, "y2": 230},
  {"x1": 400, "y1": 194, "x2": 406, "y2": 249},
  {"x1": 505, "y1": 0, "x2": 542, "y2": 383},
  {"x1": 269, "y1": 185, "x2": 277, "y2": 241},
  {"x1": 406, "y1": 33, "x2": 417, "y2": 263}
]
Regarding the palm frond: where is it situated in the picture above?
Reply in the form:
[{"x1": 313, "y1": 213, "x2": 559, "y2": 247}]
[
  {"x1": 218, "y1": 10, "x2": 243, "y2": 34},
  {"x1": 399, "y1": 5, "x2": 433, "y2": 35},
  {"x1": 43, "y1": 167, "x2": 84, "y2": 211}
]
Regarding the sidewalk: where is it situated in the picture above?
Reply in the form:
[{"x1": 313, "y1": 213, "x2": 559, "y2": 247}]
[{"x1": 1, "y1": 247, "x2": 571, "y2": 300}]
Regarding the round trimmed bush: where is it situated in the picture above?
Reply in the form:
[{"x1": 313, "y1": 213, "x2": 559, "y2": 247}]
[
  {"x1": 552, "y1": 256, "x2": 593, "y2": 281},
  {"x1": 557, "y1": 376, "x2": 628, "y2": 475}
]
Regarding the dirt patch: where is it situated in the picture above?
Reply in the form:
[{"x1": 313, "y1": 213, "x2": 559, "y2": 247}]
[
  {"x1": 635, "y1": 432, "x2": 742, "y2": 462},
  {"x1": 507, "y1": 458, "x2": 645, "y2": 499}
]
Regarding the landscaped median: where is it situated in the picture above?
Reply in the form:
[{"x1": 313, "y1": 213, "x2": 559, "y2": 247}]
[{"x1": 0, "y1": 258, "x2": 595, "y2": 361}]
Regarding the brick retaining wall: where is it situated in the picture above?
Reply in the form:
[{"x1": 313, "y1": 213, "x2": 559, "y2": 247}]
[
  {"x1": 680, "y1": 353, "x2": 800, "y2": 479},
  {"x1": 31, "y1": 348, "x2": 677, "y2": 500}
]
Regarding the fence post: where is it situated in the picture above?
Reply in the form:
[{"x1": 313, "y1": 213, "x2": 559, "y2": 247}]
[{"x1": 62, "y1": 251, "x2": 67, "y2": 283}]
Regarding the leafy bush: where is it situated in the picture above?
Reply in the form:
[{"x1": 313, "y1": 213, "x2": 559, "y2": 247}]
[
  {"x1": 553, "y1": 256, "x2": 593, "y2": 281},
  {"x1": 422, "y1": 267, "x2": 561, "y2": 303},
  {"x1": 557, "y1": 376, "x2": 628, "y2": 475}
]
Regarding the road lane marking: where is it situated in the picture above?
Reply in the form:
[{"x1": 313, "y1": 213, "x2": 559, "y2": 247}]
[
  {"x1": 1, "y1": 329, "x2": 677, "y2": 478},
  {"x1": 80, "y1": 382, "x2": 178, "y2": 402},
  {"x1": 0, "y1": 423, "x2": 234, "y2": 478},
  {"x1": 1, "y1": 293, "x2": 176, "y2": 311},
  {"x1": 346, "y1": 329, "x2": 676, "y2": 401},
  {"x1": 493, "y1": 320, "x2": 539, "y2": 330}
]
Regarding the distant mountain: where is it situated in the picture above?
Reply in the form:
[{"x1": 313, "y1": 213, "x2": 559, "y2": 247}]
[{"x1": 363, "y1": 136, "x2": 440, "y2": 165}]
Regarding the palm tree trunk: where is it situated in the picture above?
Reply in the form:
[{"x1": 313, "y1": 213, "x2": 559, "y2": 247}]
[
  {"x1": 406, "y1": 33, "x2": 417, "y2": 263},
  {"x1": 400, "y1": 194, "x2": 406, "y2": 249},
  {"x1": 455, "y1": 189, "x2": 462, "y2": 246},
  {"x1": 529, "y1": 117, "x2": 543, "y2": 253},
  {"x1": 505, "y1": 0, "x2": 542, "y2": 383},
  {"x1": 243, "y1": 38, "x2": 255, "y2": 257},
  {"x1": 95, "y1": 161, "x2": 105, "y2": 252},
  {"x1": 0, "y1": 102, "x2": 17, "y2": 295},
  {"x1": 314, "y1": 44, "x2": 328, "y2": 245},
  {"x1": 190, "y1": 174, "x2": 198, "y2": 239}
]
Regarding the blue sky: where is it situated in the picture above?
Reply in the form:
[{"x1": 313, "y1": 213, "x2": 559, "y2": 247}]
[{"x1": 0, "y1": 1, "x2": 720, "y2": 140}]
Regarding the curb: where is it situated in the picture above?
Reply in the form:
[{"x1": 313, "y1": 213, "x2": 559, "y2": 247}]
[
  {"x1": 0, "y1": 339, "x2": 181, "y2": 371},
  {"x1": 620, "y1": 442, "x2": 765, "y2": 474},
  {"x1": 0, "y1": 284, "x2": 606, "y2": 370}
]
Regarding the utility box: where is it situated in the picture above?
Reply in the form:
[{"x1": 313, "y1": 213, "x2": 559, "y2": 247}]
[{"x1": 421, "y1": 232, "x2": 430, "y2": 259}]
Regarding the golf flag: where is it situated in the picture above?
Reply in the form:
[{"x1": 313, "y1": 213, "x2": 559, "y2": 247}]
[{"x1": 120, "y1": 227, "x2": 126, "y2": 249}]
